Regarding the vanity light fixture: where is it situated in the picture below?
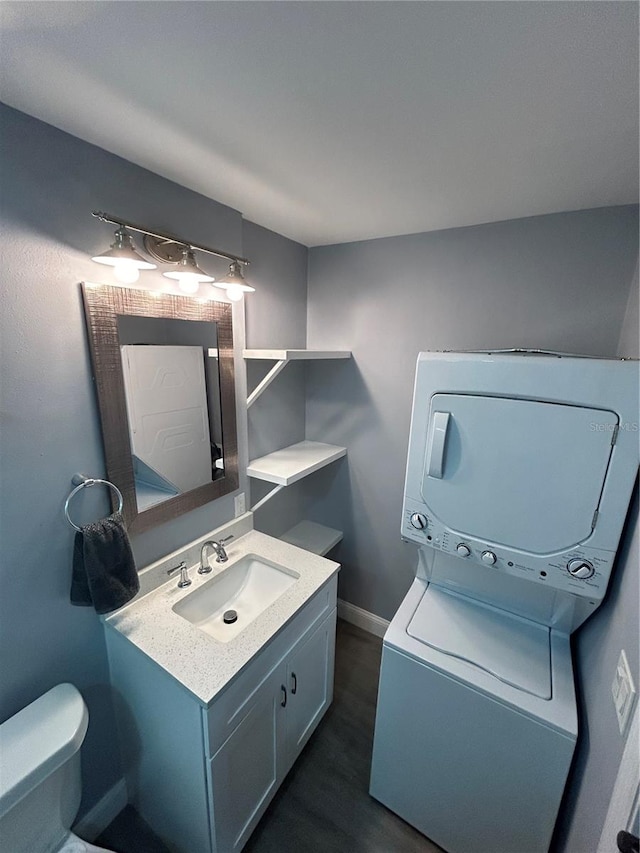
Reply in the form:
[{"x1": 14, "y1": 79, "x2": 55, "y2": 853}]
[
  {"x1": 91, "y1": 226, "x2": 157, "y2": 283},
  {"x1": 214, "y1": 260, "x2": 256, "y2": 302},
  {"x1": 91, "y1": 211, "x2": 252, "y2": 297},
  {"x1": 161, "y1": 247, "x2": 215, "y2": 293}
]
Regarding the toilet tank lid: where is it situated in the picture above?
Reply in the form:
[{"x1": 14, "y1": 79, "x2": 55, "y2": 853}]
[{"x1": 0, "y1": 683, "x2": 89, "y2": 817}]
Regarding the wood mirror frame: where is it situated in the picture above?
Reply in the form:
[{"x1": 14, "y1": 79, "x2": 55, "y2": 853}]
[{"x1": 81, "y1": 283, "x2": 238, "y2": 534}]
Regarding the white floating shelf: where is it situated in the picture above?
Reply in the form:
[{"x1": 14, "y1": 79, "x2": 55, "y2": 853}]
[
  {"x1": 247, "y1": 440, "x2": 346, "y2": 486},
  {"x1": 281, "y1": 521, "x2": 343, "y2": 556},
  {"x1": 244, "y1": 350, "x2": 351, "y2": 407},
  {"x1": 243, "y1": 349, "x2": 351, "y2": 361}
]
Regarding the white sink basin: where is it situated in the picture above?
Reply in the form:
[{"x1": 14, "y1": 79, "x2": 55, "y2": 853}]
[{"x1": 172, "y1": 555, "x2": 299, "y2": 642}]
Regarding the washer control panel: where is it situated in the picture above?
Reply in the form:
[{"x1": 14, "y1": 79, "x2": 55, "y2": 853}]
[
  {"x1": 402, "y1": 496, "x2": 612, "y2": 599},
  {"x1": 566, "y1": 559, "x2": 595, "y2": 579},
  {"x1": 410, "y1": 512, "x2": 427, "y2": 530}
]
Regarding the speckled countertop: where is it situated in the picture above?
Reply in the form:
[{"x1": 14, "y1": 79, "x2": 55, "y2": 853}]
[{"x1": 104, "y1": 528, "x2": 340, "y2": 707}]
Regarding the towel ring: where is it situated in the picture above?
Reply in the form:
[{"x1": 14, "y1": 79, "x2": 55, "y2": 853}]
[{"x1": 65, "y1": 477, "x2": 124, "y2": 532}]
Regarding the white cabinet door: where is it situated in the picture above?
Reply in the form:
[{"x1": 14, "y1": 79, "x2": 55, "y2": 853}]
[
  {"x1": 209, "y1": 665, "x2": 287, "y2": 853},
  {"x1": 208, "y1": 607, "x2": 337, "y2": 852},
  {"x1": 284, "y1": 609, "x2": 336, "y2": 771}
]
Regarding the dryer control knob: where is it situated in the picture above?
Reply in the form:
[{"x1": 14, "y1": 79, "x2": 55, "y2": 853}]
[
  {"x1": 567, "y1": 559, "x2": 595, "y2": 579},
  {"x1": 481, "y1": 550, "x2": 497, "y2": 565},
  {"x1": 456, "y1": 543, "x2": 471, "y2": 557},
  {"x1": 410, "y1": 512, "x2": 427, "y2": 530}
]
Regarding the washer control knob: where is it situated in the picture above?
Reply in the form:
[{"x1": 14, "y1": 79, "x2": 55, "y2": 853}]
[
  {"x1": 456, "y1": 543, "x2": 471, "y2": 557},
  {"x1": 481, "y1": 550, "x2": 497, "y2": 565},
  {"x1": 410, "y1": 512, "x2": 427, "y2": 530},
  {"x1": 567, "y1": 559, "x2": 595, "y2": 579}
]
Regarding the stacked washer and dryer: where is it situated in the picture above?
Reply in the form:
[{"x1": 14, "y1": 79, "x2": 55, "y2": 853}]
[{"x1": 370, "y1": 351, "x2": 638, "y2": 853}]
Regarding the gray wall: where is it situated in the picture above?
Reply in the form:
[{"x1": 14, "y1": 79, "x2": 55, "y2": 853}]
[
  {"x1": 555, "y1": 264, "x2": 639, "y2": 853},
  {"x1": 243, "y1": 220, "x2": 308, "y2": 351},
  {"x1": 0, "y1": 104, "x2": 252, "y2": 815},
  {"x1": 617, "y1": 260, "x2": 639, "y2": 358},
  {"x1": 305, "y1": 207, "x2": 639, "y2": 853},
  {"x1": 242, "y1": 220, "x2": 312, "y2": 536},
  {"x1": 306, "y1": 206, "x2": 639, "y2": 618}
]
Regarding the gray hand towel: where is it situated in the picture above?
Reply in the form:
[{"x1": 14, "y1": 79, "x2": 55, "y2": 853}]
[{"x1": 70, "y1": 512, "x2": 139, "y2": 614}]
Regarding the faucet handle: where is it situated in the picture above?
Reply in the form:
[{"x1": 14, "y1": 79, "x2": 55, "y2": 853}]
[
  {"x1": 215, "y1": 535, "x2": 233, "y2": 563},
  {"x1": 167, "y1": 561, "x2": 191, "y2": 588}
]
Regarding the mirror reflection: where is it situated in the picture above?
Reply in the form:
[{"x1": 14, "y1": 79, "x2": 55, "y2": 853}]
[
  {"x1": 117, "y1": 316, "x2": 224, "y2": 511},
  {"x1": 82, "y1": 283, "x2": 238, "y2": 534}
]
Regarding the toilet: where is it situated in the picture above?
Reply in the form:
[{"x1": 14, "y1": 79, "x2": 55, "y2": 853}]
[{"x1": 0, "y1": 683, "x2": 116, "y2": 853}]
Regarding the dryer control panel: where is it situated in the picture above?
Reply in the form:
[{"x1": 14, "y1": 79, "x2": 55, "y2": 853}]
[{"x1": 402, "y1": 496, "x2": 612, "y2": 600}]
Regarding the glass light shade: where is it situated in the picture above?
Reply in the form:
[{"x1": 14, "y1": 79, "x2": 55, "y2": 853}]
[
  {"x1": 213, "y1": 260, "x2": 255, "y2": 299},
  {"x1": 163, "y1": 249, "x2": 215, "y2": 284},
  {"x1": 92, "y1": 228, "x2": 156, "y2": 270}
]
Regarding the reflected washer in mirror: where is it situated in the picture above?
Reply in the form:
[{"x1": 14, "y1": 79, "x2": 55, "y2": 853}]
[{"x1": 81, "y1": 283, "x2": 238, "y2": 534}]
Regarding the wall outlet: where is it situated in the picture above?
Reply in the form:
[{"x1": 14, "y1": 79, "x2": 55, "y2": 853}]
[
  {"x1": 234, "y1": 492, "x2": 246, "y2": 518},
  {"x1": 611, "y1": 649, "x2": 636, "y2": 735}
]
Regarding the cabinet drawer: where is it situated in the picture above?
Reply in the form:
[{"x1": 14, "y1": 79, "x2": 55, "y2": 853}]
[{"x1": 204, "y1": 577, "x2": 337, "y2": 756}]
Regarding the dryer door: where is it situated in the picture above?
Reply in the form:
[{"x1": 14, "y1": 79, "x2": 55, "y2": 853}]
[{"x1": 421, "y1": 394, "x2": 617, "y2": 554}]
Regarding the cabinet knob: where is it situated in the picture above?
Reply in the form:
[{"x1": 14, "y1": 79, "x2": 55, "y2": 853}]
[
  {"x1": 291, "y1": 672, "x2": 297, "y2": 695},
  {"x1": 280, "y1": 685, "x2": 287, "y2": 707}
]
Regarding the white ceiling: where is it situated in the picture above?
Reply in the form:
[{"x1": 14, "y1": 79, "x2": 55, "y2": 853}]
[{"x1": 1, "y1": 2, "x2": 637, "y2": 246}]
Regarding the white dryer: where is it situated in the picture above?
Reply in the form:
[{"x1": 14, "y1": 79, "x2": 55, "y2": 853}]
[{"x1": 370, "y1": 351, "x2": 639, "y2": 853}]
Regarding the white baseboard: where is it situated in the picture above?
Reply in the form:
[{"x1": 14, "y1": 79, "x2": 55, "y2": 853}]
[
  {"x1": 73, "y1": 777, "x2": 128, "y2": 841},
  {"x1": 338, "y1": 598, "x2": 389, "y2": 638}
]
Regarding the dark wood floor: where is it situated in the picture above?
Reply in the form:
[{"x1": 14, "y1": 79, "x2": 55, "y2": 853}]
[{"x1": 97, "y1": 620, "x2": 442, "y2": 853}]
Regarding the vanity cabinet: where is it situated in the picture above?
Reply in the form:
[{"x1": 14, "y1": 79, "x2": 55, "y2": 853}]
[
  {"x1": 105, "y1": 576, "x2": 337, "y2": 853},
  {"x1": 284, "y1": 610, "x2": 335, "y2": 769},
  {"x1": 208, "y1": 663, "x2": 284, "y2": 853},
  {"x1": 208, "y1": 609, "x2": 336, "y2": 852}
]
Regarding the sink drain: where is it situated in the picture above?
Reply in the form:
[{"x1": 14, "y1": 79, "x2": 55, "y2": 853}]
[{"x1": 223, "y1": 609, "x2": 238, "y2": 624}]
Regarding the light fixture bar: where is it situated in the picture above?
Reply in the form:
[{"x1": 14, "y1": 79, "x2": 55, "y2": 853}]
[{"x1": 92, "y1": 211, "x2": 250, "y2": 267}]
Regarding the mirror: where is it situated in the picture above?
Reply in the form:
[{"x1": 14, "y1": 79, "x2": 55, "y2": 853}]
[
  {"x1": 82, "y1": 283, "x2": 238, "y2": 534},
  {"x1": 117, "y1": 315, "x2": 225, "y2": 507}
]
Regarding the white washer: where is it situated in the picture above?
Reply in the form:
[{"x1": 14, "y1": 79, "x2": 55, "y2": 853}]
[
  {"x1": 371, "y1": 578, "x2": 576, "y2": 853},
  {"x1": 370, "y1": 351, "x2": 639, "y2": 853}
]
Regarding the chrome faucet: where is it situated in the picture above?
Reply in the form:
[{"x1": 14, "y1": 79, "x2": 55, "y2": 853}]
[
  {"x1": 166, "y1": 561, "x2": 191, "y2": 588},
  {"x1": 199, "y1": 536, "x2": 234, "y2": 574}
]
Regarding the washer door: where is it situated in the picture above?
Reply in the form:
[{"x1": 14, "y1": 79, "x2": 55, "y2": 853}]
[
  {"x1": 421, "y1": 394, "x2": 617, "y2": 554},
  {"x1": 407, "y1": 585, "x2": 551, "y2": 699}
]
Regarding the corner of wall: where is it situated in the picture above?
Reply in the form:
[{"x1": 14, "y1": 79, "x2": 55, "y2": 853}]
[{"x1": 617, "y1": 257, "x2": 639, "y2": 358}]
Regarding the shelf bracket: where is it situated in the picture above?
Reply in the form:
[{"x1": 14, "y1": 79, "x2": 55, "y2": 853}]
[
  {"x1": 247, "y1": 360, "x2": 287, "y2": 408},
  {"x1": 250, "y1": 484, "x2": 285, "y2": 512}
]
